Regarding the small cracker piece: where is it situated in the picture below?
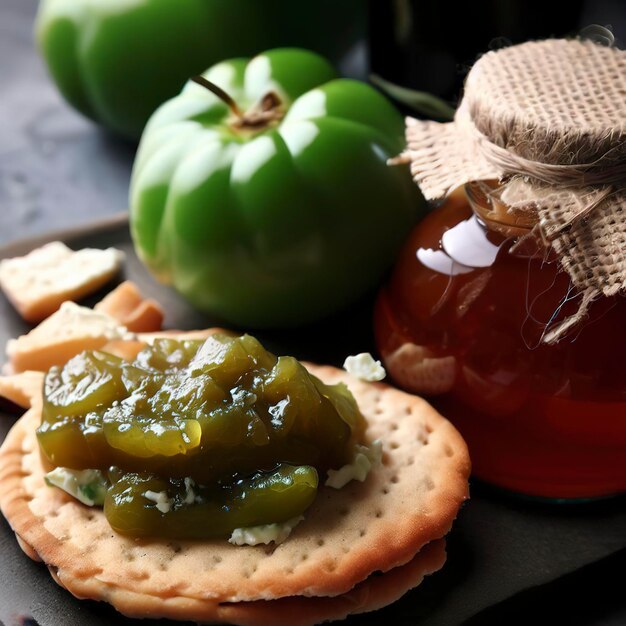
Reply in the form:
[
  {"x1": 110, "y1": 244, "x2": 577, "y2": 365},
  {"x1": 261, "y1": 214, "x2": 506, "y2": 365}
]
[
  {"x1": 0, "y1": 345, "x2": 470, "y2": 624},
  {"x1": 6, "y1": 302, "x2": 132, "y2": 374},
  {"x1": 0, "y1": 242, "x2": 124, "y2": 323},
  {"x1": 0, "y1": 372, "x2": 44, "y2": 409},
  {"x1": 95, "y1": 280, "x2": 164, "y2": 333}
]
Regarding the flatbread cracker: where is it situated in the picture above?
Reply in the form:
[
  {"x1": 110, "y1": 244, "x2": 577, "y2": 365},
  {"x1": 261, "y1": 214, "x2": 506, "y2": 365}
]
[
  {"x1": 4, "y1": 299, "x2": 195, "y2": 376},
  {"x1": 0, "y1": 372, "x2": 44, "y2": 409},
  {"x1": 95, "y1": 280, "x2": 164, "y2": 333},
  {"x1": 0, "y1": 242, "x2": 124, "y2": 323},
  {"x1": 0, "y1": 354, "x2": 469, "y2": 623},
  {"x1": 6, "y1": 302, "x2": 132, "y2": 374}
]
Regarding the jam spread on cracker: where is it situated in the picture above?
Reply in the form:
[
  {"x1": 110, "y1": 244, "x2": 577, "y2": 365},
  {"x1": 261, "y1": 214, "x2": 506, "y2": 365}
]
[{"x1": 37, "y1": 333, "x2": 367, "y2": 539}]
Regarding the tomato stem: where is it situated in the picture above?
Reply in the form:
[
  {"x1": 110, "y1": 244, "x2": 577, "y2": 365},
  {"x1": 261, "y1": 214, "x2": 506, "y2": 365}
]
[
  {"x1": 191, "y1": 75, "x2": 243, "y2": 119},
  {"x1": 191, "y1": 75, "x2": 284, "y2": 130}
]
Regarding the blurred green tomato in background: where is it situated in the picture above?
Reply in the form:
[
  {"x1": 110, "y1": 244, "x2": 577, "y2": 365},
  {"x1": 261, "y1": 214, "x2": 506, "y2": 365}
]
[{"x1": 36, "y1": 0, "x2": 366, "y2": 139}]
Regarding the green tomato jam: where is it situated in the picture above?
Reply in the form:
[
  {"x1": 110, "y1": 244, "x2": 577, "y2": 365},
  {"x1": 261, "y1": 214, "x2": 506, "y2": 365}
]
[{"x1": 38, "y1": 334, "x2": 365, "y2": 539}]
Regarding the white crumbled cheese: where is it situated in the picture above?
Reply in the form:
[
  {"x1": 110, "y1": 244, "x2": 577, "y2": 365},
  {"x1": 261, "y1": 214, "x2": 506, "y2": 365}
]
[
  {"x1": 6, "y1": 301, "x2": 133, "y2": 357},
  {"x1": 343, "y1": 353, "x2": 386, "y2": 382},
  {"x1": 44, "y1": 467, "x2": 108, "y2": 506},
  {"x1": 228, "y1": 516, "x2": 304, "y2": 547},
  {"x1": 325, "y1": 440, "x2": 383, "y2": 489},
  {"x1": 143, "y1": 490, "x2": 172, "y2": 514}
]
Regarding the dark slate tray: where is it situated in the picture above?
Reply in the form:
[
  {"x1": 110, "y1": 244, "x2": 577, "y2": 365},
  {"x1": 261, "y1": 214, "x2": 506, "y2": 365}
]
[{"x1": 0, "y1": 217, "x2": 625, "y2": 626}]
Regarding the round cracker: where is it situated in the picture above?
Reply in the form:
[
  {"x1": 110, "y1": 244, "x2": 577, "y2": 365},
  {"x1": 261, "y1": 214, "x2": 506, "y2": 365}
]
[
  {"x1": 211, "y1": 539, "x2": 446, "y2": 626},
  {"x1": 47, "y1": 537, "x2": 445, "y2": 626},
  {"x1": 0, "y1": 360, "x2": 469, "y2": 622}
]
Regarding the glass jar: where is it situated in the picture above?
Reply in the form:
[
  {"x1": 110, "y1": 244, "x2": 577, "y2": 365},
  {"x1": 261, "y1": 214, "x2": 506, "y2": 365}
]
[{"x1": 374, "y1": 182, "x2": 626, "y2": 499}]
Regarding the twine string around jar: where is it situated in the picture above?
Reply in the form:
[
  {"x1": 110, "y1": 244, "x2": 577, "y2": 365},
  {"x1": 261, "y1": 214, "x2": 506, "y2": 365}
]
[
  {"x1": 466, "y1": 120, "x2": 624, "y2": 238},
  {"x1": 468, "y1": 122, "x2": 626, "y2": 190}
]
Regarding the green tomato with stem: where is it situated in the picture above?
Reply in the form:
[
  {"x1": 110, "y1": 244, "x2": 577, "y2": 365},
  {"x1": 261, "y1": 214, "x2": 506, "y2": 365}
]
[{"x1": 130, "y1": 48, "x2": 423, "y2": 328}]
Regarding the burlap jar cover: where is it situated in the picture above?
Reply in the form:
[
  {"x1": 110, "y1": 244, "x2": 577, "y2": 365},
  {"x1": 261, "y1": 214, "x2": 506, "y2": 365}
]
[{"x1": 402, "y1": 39, "x2": 626, "y2": 343}]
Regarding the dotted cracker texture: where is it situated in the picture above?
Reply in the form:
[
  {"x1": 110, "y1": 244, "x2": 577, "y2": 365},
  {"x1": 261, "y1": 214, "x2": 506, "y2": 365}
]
[
  {"x1": 0, "y1": 363, "x2": 469, "y2": 624},
  {"x1": 405, "y1": 39, "x2": 626, "y2": 305}
]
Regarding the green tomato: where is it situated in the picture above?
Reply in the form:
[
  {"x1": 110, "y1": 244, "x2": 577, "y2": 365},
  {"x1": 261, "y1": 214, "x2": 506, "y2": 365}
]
[
  {"x1": 130, "y1": 49, "x2": 423, "y2": 328},
  {"x1": 35, "y1": 0, "x2": 365, "y2": 139}
]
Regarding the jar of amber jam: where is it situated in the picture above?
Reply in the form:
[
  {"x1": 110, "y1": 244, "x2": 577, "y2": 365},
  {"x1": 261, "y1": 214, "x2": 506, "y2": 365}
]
[{"x1": 375, "y1": 183, "x2": 626, "y2": 499}]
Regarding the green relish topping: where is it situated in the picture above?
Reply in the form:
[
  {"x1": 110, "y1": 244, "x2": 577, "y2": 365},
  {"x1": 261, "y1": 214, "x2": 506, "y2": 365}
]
[{"x1": 38, "y1": 334, "x2": 365, "y2": 539}]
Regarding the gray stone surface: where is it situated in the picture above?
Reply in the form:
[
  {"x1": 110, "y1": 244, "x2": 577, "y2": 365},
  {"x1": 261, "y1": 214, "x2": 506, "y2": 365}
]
[{"x1": 0, "y1": 0, "x2": 135, "y2": 246}]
